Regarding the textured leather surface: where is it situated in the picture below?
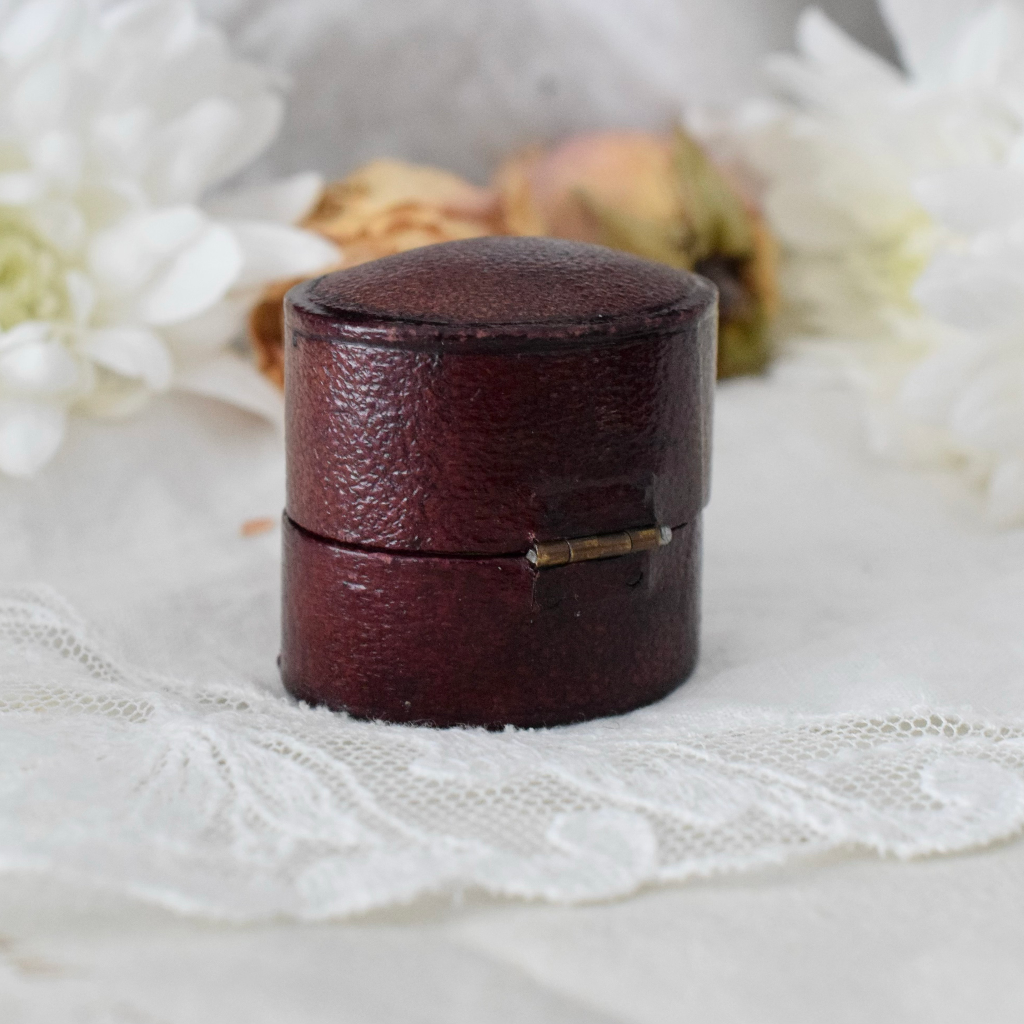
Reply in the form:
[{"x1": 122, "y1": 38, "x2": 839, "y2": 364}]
[
  {"x1": 281, "y1": 514, "x2": 701, "y2": 728},
  {"x1": 285, "y1": 237, "x2": 717, "y2": 553},
  {"x1": 294, "y1": 236, "x2": 710, "y2": 332},
  {"x1": 282, "y1": 237, "x2": 714, "y2": 724}
]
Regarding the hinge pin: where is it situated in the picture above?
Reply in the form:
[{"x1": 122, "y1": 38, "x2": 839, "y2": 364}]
[{"x1": 527, "y1": 525, "x2": 672, "y2": 569}]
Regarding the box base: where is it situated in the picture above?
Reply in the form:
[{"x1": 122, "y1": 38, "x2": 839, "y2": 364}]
[{"x1": 281, "y1": 514, "x2": 701, "y2": 729}]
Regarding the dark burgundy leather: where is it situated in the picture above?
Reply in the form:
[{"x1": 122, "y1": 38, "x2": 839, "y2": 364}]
[
  {"x1": 281, "y1": 237, "x2": 717, "y2": 727},
  {"x1": 295, "y1": 235, "x2": 706, "y2": 330},
  {"x1": 286, "y1": 237, "x2": 717, "y2": 553},
  {"x1": 282, "y1": 516, "x2": 701, "y2": 729}
]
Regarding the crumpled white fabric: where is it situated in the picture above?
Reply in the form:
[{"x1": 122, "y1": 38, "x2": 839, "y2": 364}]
[{"x1": 2, "y1": 356, "x2": 1023, "y2": 921}]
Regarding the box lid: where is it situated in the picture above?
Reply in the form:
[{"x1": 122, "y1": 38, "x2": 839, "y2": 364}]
[{"x1": 285, "y1": 236, "x2": 716, "y2": 554}]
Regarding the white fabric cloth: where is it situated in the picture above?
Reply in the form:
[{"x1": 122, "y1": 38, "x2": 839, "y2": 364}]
[
  {"x1": 3, "y1": 357, "x2": 1024, "y2": 1023},
  {"x1": 2, "y1": 355, "x2": 1024, "y2": 928}
]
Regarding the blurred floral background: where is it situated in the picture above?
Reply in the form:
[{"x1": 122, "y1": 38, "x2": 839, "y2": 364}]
[
  {"x1": 196, "y1": 0, "x2": 897, "y2": 183},
  {"x1": 1, "y1": 0, "x2": 1022, "y2": 526}
]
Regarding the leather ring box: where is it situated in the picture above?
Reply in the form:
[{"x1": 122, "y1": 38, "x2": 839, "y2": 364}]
[{"x1": 281, "y1": 236, "x2": 717, "y2": 728}]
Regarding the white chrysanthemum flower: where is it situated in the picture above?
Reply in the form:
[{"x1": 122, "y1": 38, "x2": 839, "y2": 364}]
[
  {"x1": 0, "y1": 0, "x2": 338, "y2": 476},
  {"x1": 740, "y1": 0, "x2": 1024, "y2": 524}
]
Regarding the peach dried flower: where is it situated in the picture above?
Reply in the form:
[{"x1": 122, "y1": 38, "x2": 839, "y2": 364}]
[
  {"x1": 249, "y1": 160, "x2": 502, "y2": 386},
  {"x1": 495, "y1": 129, "x2": 778, "y2": 377},
  {"x1": 249, "y1": 139, "x2": 777, "y2": 386}
]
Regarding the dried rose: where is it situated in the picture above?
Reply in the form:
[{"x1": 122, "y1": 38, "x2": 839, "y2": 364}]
[
  {"x1": 249, "y1": 160, "x2": 502, "y2": 385},
  {"x1": 494, "y1": 129, "x2": 778, "y2": 377},
  {"x1": 250, "y1": 141, "x2": 777, "y2": 387},
  {"x1": 305, "y1": 159, "x2": 502, "y2": 263}
]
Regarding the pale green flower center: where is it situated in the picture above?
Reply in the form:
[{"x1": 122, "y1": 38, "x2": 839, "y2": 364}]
[
  {"x1": 870, "y1": 210, "x2": 936, "y2": 311},
  {"x1": 0, "y1": 212, "x2": 68, "y2": 331}
]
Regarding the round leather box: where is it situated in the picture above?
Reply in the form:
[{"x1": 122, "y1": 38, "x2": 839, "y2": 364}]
[{"x1": 281, "y1": 236, "x2": 717, "y2": 728}]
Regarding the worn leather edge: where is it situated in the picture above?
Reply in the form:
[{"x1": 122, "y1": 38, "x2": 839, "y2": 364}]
[{"x1": 286, "y1": 282, "x2": 719, "y2": 353}]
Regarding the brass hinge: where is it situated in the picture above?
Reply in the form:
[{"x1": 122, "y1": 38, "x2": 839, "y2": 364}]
[{"x1": 526, "y1": 525, "x2": 673, "y2": 569}]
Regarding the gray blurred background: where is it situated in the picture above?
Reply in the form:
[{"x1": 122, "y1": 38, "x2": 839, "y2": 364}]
[{"x1": 198, "y1": 0, "x2": 897, "y2": 183}]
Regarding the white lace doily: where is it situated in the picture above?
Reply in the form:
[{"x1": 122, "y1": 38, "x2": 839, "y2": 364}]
[
  {"x1": 3, "y1": 585, "x2": 1024, "y2": 921},
  {"x1": 3, "y1": 363, "x2": 1024, "y2": 921}
]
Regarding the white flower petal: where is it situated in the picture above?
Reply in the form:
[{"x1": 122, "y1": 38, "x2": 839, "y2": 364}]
[
  {"x1": 175, "y1": 351, "x2": 283, "y2": 426},
  {"x1": 897, "y1": 340, "x2": 987, "y2": 425},
  {"x1": 139, "y1": 222, "x2": 242, "y2": 325},
  {"x1": 205, "y1": 173, "x2": 325, "y2": 225},
  {"x1": 0, "y1": 0, "x2": 291, "y2": 454},
  {"x1": 88, "y1": 206, "x2": 206, "y2": 294},
  {"x1": 203, "y1": 93, "x2": 284, "y2": 191},
  {"x1": 91, "y1": 107, "x2": 155, "y2": 178},
  {"x1": 0, "y1": 172, "x2": 43, "y2": 204},
  {"x1": 30, "y1": 130, "x2": 81, "y2": 188},
  {"x1": 0, "y1": 330, "x2": 83, "y2": 395},
  {"x1": 987, "y1": 459, "x2": 1024, "y2": 526},
  {"x1": 0, "y1": 399, "x2": 65, "y2": 476},
  {"x1": 100, "y1": 0, "x2": 196, "y2": 41},
  {"x1": 76, "y1": 373, "x2": 151, "y2": 419},
  {"x1": 227, "y1": 222, "x2": 338, "y2": 289},
  {"x1": 947, "y1": 2, "x2": 1024, "y2": 90},
  {"x1": 0, "y1": 0, "x2": 69, "y2": 66},
  {"x1": 914, "y1": 168, "x2": 1024, "y2": 233},
  {"x1": 12, "y1": 53, "x2": 70, "y2": 131},
  {"x1": 765, "y1": 53, "x2": 826, "y2": 109},
  {"x1": 100, "y1": 0, "x2": 190, "y2": 36},
  {"x1": 948, "y1": 356, "x2": 1024, "y2": 455},
  {"x1": 914, "y1": 241, "x2": 1024, "y2": 332},
  {"x1": 0, "y1": 322, "x2": 51, "y2": 354},
  {"x1": 747, "y1": 0, "x2": 1024, "y2": 527},
  {"x1": 78, "y1": 327, "x2": 173, "y2": 390},
  {"x1": 161, "y1": 297, "x2": 247, "y2": 357},
  {"x1": 146, "y1": 96, "x2": 243, "y2": 205},
  {"x1": 30, "y1": 200, "x2": 86, "y2": 254},
  {"x1": 797, "y1": 8, "x2": 902, "y2": 89},
  {"x1": 765, "y1": 183, "x2": 860, "y2": 251},
  {"x1": 866, "y1": 398, "x2": 952, "y2": 465},
  {"x1": 877, "y1": 0, "x2": 992, "y2": 86},
  {"x1": 75, "y1": 179, "x2": 147, "y2": 233},
  {"x1": 65, "y1": 271, "x2": 95, "y2": 326},
  {"x1": 133, "y1": 206, "x2": 207, "y2": 252}
]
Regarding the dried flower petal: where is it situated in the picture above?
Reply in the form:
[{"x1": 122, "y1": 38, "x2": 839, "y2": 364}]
[
  {"x1": 250, "y1": 142, "x2": 778, "y2": 387},
  {"x1": 494, "y1": 129, "x2": 777, "y2": 377},
  {"x1": 249, "y1": 160, "x2": 502, "y2": 385},
  {"x1": 306, "y1": 159, "x2": 501, "y2": 263},
  {"x1": 248, "y1": 277, "x2": 299, "y2": 390},
  {"x1": 241, "y1": 516, "x2": 276, "y2": 537}
]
